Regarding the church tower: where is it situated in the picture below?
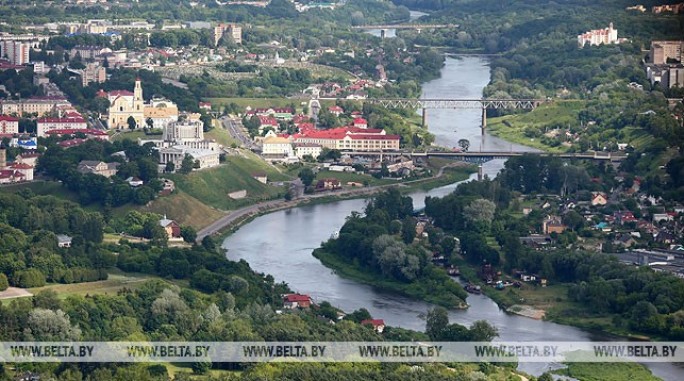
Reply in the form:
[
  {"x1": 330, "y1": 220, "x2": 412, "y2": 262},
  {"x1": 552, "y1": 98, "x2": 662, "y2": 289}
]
[{"x1": 134, "y1": 77, "x2": 143, "y2": 102}]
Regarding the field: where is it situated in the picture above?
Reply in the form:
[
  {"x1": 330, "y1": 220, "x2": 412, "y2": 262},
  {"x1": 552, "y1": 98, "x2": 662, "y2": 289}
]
[
  {"x1": 487, "y1": 101, "x2": 586, "y2": 153},
  {"x1": 168, "y1": 151, "x2": 294, "y2": 210},
  {"x1": 27, "y1": 270, "x2": 159, "y2": 299}
]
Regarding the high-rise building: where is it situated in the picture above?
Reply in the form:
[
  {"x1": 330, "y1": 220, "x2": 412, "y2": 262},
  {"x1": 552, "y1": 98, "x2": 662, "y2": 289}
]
[
  {"x1": 214, "y1": 23, "x2": 242, "y2": 46},
  {"x1": 0, "y1": 40, "x2": 30, "y2": 65},
  {"x1": 650, "y1": 40, "x2": 684, "y2": 64}
]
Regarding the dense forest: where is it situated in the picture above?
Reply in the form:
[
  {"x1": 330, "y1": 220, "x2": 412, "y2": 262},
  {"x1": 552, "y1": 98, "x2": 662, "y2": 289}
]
[{"x1": 315, "y1": 188, "x2": 469, "y2": 308}]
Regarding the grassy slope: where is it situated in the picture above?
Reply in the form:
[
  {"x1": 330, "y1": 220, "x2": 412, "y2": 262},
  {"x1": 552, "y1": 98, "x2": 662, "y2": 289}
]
[
  {"x1": 168, "y1": 151, "x2": 294, "y2": 210},
  {"x1": 487, "y1": 101, "x2": 585, "y2": 152},
  {"x1": 141, "y1": 190, "x2": 226, "y2": 230}
]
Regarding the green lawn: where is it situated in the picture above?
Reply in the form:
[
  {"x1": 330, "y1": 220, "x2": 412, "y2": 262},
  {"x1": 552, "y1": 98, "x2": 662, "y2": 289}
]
[
  {"x1": 554, "y1": 362, "x2": 661, "y2": 381},
  {"x1": 168, "y1": 152, "x2": 294, "y2": 210},
  {"x1": 487, "y1": 101, "x2": 586, "y2": 153},
  {"x1": 315, "y1": 170, "x2": 396, "y2": 187},
  {"x1": 206, "y1": 121, "x2": 241, "y2": 147},
  {"x1": 110, "y1": 129, "x2": 158, "y2": 142},
  {"x1": 0, "y1": 181, "x2": 78, "y2": 202}
]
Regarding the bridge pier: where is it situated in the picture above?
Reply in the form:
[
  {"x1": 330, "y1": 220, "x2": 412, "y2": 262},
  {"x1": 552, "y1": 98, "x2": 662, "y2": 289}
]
[
  {"x1": 481, "y1": 107, "x2": 487, "y2": 134},
  {"x1": 421, "y1": 108, "x2": 427, "y2": 129},
  {"x1": 380, "y1": 29, "x2": 386, "y2": 39}
]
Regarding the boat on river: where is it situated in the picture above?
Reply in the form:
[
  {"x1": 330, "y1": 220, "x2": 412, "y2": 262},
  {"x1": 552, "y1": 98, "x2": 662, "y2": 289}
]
[{"x1": 464, "y1": 283, "x2": 481, "y2": 294}]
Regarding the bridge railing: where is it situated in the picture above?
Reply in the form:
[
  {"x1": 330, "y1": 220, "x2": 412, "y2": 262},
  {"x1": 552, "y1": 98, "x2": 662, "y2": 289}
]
[{"x1": 360, "y1": 98, "x2": 545, "y2": 110}]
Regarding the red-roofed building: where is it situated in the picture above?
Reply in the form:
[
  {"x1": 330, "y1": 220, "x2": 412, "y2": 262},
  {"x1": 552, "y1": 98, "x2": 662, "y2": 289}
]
[
  {"x1": 45, "y1": 128, "x2": 109, "y2": 141},
  {"x1": 199, "y1": 102, "x2": 212, "y2": 110},
  {"x1": 360, "y1": 319, "x2": 386, "y2": 333},
  {"x1": 328, "y1": 105, "x2": 344, "y2": 116},
  {"x1": 283, "y1": 294, "x2": 312, "y2": 309},
  {"x1": 353, "y1": 117, "x2": 368, "y2": 129},
  {"x1": 257, "y1": 115, "x2": 278, "y2": 133},
  {"x1": 293, "y1": 126, "x2": 399, "y2": 151},
  {"x1": 9, "y1": 162, "x2": 33, "y2": 181},
  {"x1": 297, "y1": 122, "x2": 315, "y2": 133},
  {"x1": 0, "y1": 115, "x2": 18, "y2": 135},
  {"x1": 0, "y1": 169, "x2": 25, "y2": 184},
  {"x1": 614, "y1": 211, "x2": 637, "y2": 225},
  {"x1": 292, "y1": 114, "x2": 310, "y2": 126},
  {"x1": 37, "y1": 117, "x2": 87, "y2": 137},
  {"x1": 58, "y1": 138, "x2": 87, "y2": 148}
]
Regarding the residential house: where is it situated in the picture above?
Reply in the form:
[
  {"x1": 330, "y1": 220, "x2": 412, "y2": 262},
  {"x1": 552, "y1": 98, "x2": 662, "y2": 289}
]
[
  {"x1": 614, "y1": 211, "x2": 638, "y2": 225},
  {"x1": 283, "y1": 293, "x2": 312, "y2": 309},
  {"x1": 653, "y1": 213, "x2": 674, "y2": 223},
  {"x1": 159, "y1": 178, "x2": 175, "y2": 196},
  {"x1": 77, "y1": 160, "x2": 120, "y2": 178},
  {"x1": 126, "y1": 177, "x2": 144, "y2": 187},
  {"x1": 56, "y1": 234, "x2": 72, "y2": 248},
  {"x1": 353, "y1": 117, "x2": 368, "y2": 129},
  {"x1": 159, "y1": 215, "x2": 181, "y2": 239},
  {"x1": 614, "y1": 234, "x2": 637, "y2": 248},
  {"x1": 520, "y1": 235, "x2": 553, "y2": 249},
  {"x1": 360, "y1": 319, "x2": 386, "y2": 333},
  {"x1": 316, "y1": 178, "x2": 341, "y2": 191},
  {"x1": 328, "y1": 105, "x2": 343, "y2": 116},
  {"x1": 542, "y1": 215, "x2": 566, "y2": 234},
  {"x1": 591, "y1": 192, "x2": 608, "y2": 206}
]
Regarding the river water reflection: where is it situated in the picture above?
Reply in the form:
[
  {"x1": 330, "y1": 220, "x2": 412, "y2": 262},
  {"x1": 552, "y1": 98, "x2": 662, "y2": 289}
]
[{"x1": 223, "y1": 57, "x2": 683, "y2": 379}]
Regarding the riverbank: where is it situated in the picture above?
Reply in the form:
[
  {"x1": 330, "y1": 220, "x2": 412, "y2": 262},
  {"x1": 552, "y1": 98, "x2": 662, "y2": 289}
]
[
  {"x1": 198, "y1": 163, "x2": 475, "y2": 241},
  {"x1": 313, "y1": 248, "x2": 468, "y2": 309},
  {"x1": 456, "y1": 259, "x2": 656, "y2": 340}
]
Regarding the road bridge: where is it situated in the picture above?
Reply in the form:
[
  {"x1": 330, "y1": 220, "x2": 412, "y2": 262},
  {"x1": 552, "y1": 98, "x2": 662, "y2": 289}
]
[
  {"x1": 342, "y1": 150, "x2": 624, "y2": 163},
  {"x1": 351, "y1": 23, "x2": 457, "y2": 38}
]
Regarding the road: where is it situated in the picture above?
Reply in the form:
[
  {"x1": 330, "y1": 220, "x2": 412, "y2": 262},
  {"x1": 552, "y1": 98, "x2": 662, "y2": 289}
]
[
  {"x1": 221, "y1": 117, "x2": 256, "y2": 149},
  {"x1": 195, "y1": 162, "x2": 463, "y2": 242}
]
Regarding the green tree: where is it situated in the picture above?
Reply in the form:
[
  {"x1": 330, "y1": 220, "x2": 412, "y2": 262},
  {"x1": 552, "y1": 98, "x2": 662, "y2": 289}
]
[
  {"x1": 426, "y1": 307, "x2": 449, "y2": 340},
  {"x1": 179, "y1": 154, "x2": 194, "y2": 174},
  {"x1": 181, "y1": 226, "x2": 197, "y2": 243},
  {"x1": 298, "y1": 167, "x2": 315, "y2": 187},
  {"x1": 0, "y1": 273, "x2": 8, "y2": 291},
  {"x1": 127, "y1": 116, "x2": 137, "y2": 130}
]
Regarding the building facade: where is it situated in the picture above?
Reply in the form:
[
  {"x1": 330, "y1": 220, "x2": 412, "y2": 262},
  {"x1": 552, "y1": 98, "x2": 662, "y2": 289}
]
[
  {"x1": 577, "y1": 23, "x2": 619, "y2": 48},
  {"x1": 214, "y1": 23, "x2": 242, "y2": 46},
  {"x1": 161, "y1": 118, "x2": 202, "y2": 142},
  {"x1": 650, "y1": 40, "x2": 684, "y2": 64},
  {"x1": 0, "y1": 115, "x2": 19, "y2": 135},
  {"x1": 36, "y1": 117, "x2": 87, "y2": 137},
  {"x1": 107, "y1": 78, "x2": 145, "y2": 129}
]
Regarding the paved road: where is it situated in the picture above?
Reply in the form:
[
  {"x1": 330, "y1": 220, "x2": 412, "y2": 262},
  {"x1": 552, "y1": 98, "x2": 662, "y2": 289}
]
[
  {"x1": 195, "y1": 163, "x2": 462, "y2": 242},
  {"x1": 222, "y1": 117, "x2": 256, "y2": 149}
]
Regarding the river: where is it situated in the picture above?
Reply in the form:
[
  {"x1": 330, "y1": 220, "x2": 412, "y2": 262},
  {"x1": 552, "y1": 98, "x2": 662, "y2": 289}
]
[{"x1": 223, "y1": 57, "x2": 683, "y2": 379}]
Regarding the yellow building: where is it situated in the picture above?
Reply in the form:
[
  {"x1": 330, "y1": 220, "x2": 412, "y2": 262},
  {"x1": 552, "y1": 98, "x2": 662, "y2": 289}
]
[{"x1": 107, "y1": 78, "x2": 145, "y2": 129}]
